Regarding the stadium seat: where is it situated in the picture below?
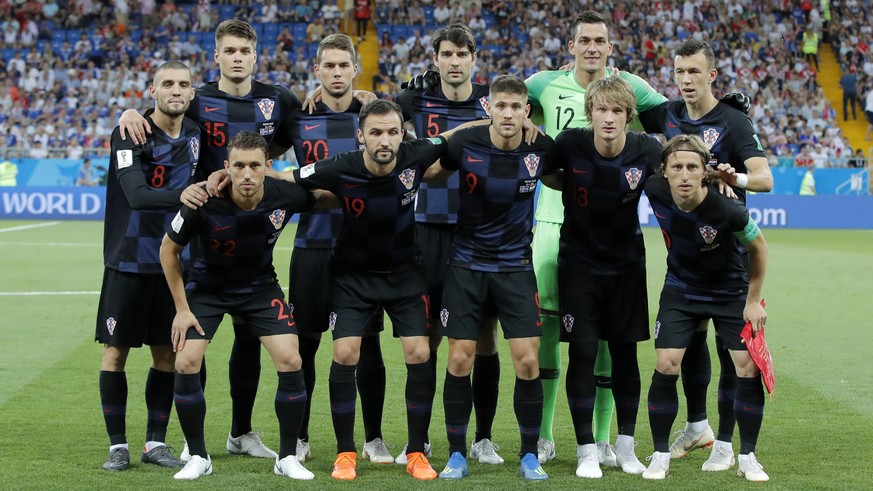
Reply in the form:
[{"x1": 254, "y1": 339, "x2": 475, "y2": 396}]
[
  {"x1": 292, "y1": 23, "x2": 306, "y2": 41},
  {"x1": 219, "y1": 4, "x2": 235, "y2": 21},
  {"x1": 1, "y1": 48, "x2": 15, "y2": 63}
]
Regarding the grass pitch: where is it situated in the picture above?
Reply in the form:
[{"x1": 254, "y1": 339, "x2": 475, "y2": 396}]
[{"x1": 0, "y1": 220, "x2": 871, "y2": 490}]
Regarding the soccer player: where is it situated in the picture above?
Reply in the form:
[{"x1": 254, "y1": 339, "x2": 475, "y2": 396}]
[
  {"x1": 285, "y1": 33, "x2": 393, "y2": 464},
  {"x1": 160, "y1": 131, "x2": 326, "y2": 481},
  {"x1": 638, "y1": 39, "x2": 773, "y2": 471},
  {"x1": 393, "y1": 22, "x2": 504, "y2": 465},
  {"x1": 524, "y1": 11, "x2": 667, "y2": 465},
  {"x1": 121, "y1": 19, "x2": 303, "y2": 460},
  {"x1": 642, "y1": 134, "x2": 770, "y2": 483},
  {"x1": 97, "y1": 61, "x2": 199, "y2": 472},
  {"x1": 281, "y1": 100, "x2": 464, "y2": 481},
  {"x1": 539, "y1": 76, "x2": 662, "y2": 478},
  {"x1": 425, "y1": 75, "x2": 551, "y2": 481}
]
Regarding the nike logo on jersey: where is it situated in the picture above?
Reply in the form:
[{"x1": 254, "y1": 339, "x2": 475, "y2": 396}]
[
  {"x1": 571, "y1": 168, "x2": 589, "y2": 174},
  {"x1": 425, "y1": 102, "x2": 444, "y2": 107},
  {"x1": 214, "y1": 225, "x2": 232, "y2": 231},
  {"x1": 466, "y1": 156, "x2": 483, "y2": 163},
  {"x1": 304, "y1": 124, "x2": 321, "y2": 131},
  {"x1": 667, "y1": 122, "x2": 678, "y2": 128},
  {"x1": 204, "y1": 106, "x2": 220, "y2": 112},
  {"x1": 558, "y1": 94, "x2": 574, "y2": 100},
  {"x1": 654, "y1": 211, "x2": 667, "y2": 219}
]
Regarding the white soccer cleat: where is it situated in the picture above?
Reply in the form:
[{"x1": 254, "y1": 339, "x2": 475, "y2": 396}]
[
  {"x1": 669, "y1": 425, "x2": 714, "y2": 458},
  {"x1": 642, "y1": 452, "x2": 671, "y2": 480},
  {"x1": 737, "y1": 452, "x2": 769, "y2": 482},
  {"x1": 274, "y1": 455, "x2": 315, "y2": 480},
  {"x1": 362, "y1": 437, "x2": 394, "y2": 464},
  {"x1": 702, "y1": 442, "x2": 735, "y2": 471},
  {"x1": 296, "y1": 439, "x2": 311, "y2": 463},
  {"x1": 394, "y1": 442, "x2": 431, "y2": 464},
  {"x1": 470, "y1": 438, "x2": 505, "y2": 464},
  {"x1": 614, "y1": 440, "x2": 646, "y2": 475},
  {"x1": 575, "y1": 444, "x2": 602, "y2": 479},
  {"x1": 597, "y1": 441, "x2": 618, "y2": 467},
  {"x1": 180, "y1": 439, "x2": 190, "y2": 462},
  {"x1": 537, "y1": 438, "x2": 556, "y2": 464},
  {"x1": 173, "y1": 455, "x2": 213, "y2": 480},
  {"x1": 226, "y1": 431, "x2": 278, "y2": 459}
]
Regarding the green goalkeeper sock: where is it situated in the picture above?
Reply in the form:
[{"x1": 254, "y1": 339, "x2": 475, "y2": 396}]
[
  {"x1": 593, "y1": 339, "x2": 614, "y2": 443},
  {"x1": 538, "y1": 314, "x2": 561, "y2": 442}
]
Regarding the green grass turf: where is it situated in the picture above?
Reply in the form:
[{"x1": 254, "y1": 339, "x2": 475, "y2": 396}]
[{"x1": 0, "y1": 220, "x2": 871, "y2": 489}]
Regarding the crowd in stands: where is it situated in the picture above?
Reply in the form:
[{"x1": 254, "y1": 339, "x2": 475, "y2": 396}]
[{"x1": 0, "y1": 0, "x2": 870, "y2": 170}]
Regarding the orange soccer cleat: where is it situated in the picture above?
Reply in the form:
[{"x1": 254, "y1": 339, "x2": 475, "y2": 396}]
[
  {"x1": 406, "y1": 451, "x2": 438, "y2": 480},
  {"x1": 331, "y1": 451, "x2": 357, "y2": 481}
]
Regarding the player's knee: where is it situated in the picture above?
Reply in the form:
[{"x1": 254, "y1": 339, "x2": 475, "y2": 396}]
[
  {"x1": 175, "y1": 354, "x2": 201, "y2": 374},
  {"x1": 275, "y1": 353, "x2": 302, "y2": 372},
  {"x1": 333, "y1": 344, "x2": 360, "y2": 365},
  {"x1": 447, "y1": 349, "x2": 473, "y2": 376},
  {"x1": 404, "y1": 343, "x2": 431, "y2": 364},
  {"x1": 100, "y1": 346, "x2": 129, "y2": 371},
  {"x1": 731, "y1": 352, "x2": 758, "y2": 378},
  {"x1": 514, "y1": 350, "x2": 539, "y2": 379},
  {"x1": 655, "y1": 354, "x2": 682, "y2": 375}
]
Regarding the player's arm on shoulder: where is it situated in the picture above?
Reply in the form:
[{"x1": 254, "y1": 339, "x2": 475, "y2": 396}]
[
  {"x1": 621, "y1": 71, "x2": 668, "y2": 112},
  {"x1": 540, "y1": 135, "x2": 564, "y2": 189},
  {"x1": 311, "y1": 189, "x2": 340, "y2": 209},
  {"x1": 423, "y1": 161, "x2": 454, "y2": 180},
  {"x1": 439, "y1": 119, "x2": 489, "y2": 140},
  {"x1": 118, "y1": 108, "x2": 153, "y2": 145},
  {"x1": 112, "y1": 130, "x2": 185, "y2": 210}
]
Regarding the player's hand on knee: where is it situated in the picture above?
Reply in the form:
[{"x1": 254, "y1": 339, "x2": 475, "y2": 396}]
[
  {"x1": 118, "y1": 109, "x2": 152, "y2": 145},
  {"x1": 206, "y1": 170, "x2": 231, "y2": 197},
  {"x1": 172, "y1": 311, "x2": 204, "y2": 352},
  {"x1": 181, "y1": 182, "x2": 208, "y2": 209}
]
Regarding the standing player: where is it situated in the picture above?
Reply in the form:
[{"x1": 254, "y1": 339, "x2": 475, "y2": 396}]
[
  {"x1": 426, "y1": 75, "x2": 551, "y2": 481},
  {"x1": 281, "y1": 100, "x2": 463, "y2": 481},
  {"x1": 539, "y1": 77, "x2": 661, "y2": 478},
  {"x1": 393, "y1": 22, "x2": 504, "y2": 465},
  {"x1": 642, "y1": 134, "x2": 770, "y2": 482},
  {"x1": 638, "y1": 39, "x2": 772, "y2": 471},
  {"x1": 285, "y1": 33, "x2": 393, "y2": 464},
  {"x1": 121, "y1": 19, "x2": 303, "y2": 460},
  {"x1": 524, "y1": 11, "x2": 667, "y2": 465},
  {"x1": 160, "y1": 131, "x2": 325, "y2": 481},
  {"x1": 97, "y1": 61, "x2": 199, "y2": 472}
]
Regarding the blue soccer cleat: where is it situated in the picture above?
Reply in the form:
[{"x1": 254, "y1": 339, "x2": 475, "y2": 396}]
[
  {"x1": 439, "y1": 452, "x2": 469, "y2": 479},
  {"x1": 520, "y1": 452, "x2": 549, "y2": 480}
]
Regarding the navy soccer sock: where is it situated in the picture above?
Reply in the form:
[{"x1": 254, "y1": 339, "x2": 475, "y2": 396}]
[{"x1": 99, "y1": 370, "x2": 128, "y2": 446}]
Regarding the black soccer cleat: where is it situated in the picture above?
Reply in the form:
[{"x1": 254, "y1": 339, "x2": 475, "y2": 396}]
[
  {"x1": 102, "y1": 447, "x2": 130, "y2": 471},
  {"x1": 141, "y1": 445, "x2": 184, "y2": 468}
]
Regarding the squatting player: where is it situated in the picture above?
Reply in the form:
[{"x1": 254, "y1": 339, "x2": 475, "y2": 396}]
[
  {"x1": 524, "y1": 10, "x2": 666, "y2": 465},
  {"x1": 639, "y1": 39, "x2": 772, "y2": 471},
  {"x1": 642, "y1": 134, "x2": 770, "y2": 483},
  {"x1": 540, "y1": 76, "x2": 662, "y2": 478},
  {"x1": 424, "y1": 75, "x2": 551, "y2": 481},
  {"x1": 97, "y1": 61, "x2": 200, "y2": 472},
  {"x1": 160, "y1": 131, "x2": 330, "y2": 481},
  {"x1": 393, "y1": 23, "x2": 503, "y2": 465}
]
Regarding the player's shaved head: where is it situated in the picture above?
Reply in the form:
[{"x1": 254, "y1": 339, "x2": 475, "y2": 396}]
[
  {"x1": 570, "y1": 11, "x2": 611, "y2": 42},
  {"x1": 153, "y1": 61, "x2": 191, "y2": 85},
  {"x1": 215, "y1": 19, "x2": 258, "y2": 47},
  {"x1": 674, "y1": 39, "x2": 716, "y2": 70},
  {"x1": 584, "y1": 76, "x2": 637, "y2": 124},
  {"x1": 432, "y1": 23, "x2": 477, "y2": 55}
]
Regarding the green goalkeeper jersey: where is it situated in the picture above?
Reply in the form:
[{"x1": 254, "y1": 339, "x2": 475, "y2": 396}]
[{"x1": 526, "y1": 68, "x2": 667, "y2": 223}]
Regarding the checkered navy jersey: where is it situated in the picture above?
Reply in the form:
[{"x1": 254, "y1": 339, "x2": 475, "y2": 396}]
[
  {"x1": 288, "y1": 100, "x2": 363, "y2": 249},
  {"x1": 395, "y1": 83, "x2": 490, "y2": 224},
  {"x1": 547, "y1": 129, "x2": 662, "y2": 275},
  {"x1": 441, "y1": 125, "x2": 553, "y2": 272},
  {"x1": 293, "y1": 137, "x2": 447, "y2": 274},
  {"x1": 190, "y1": 80, "x2": 299, "y2": 178},
  {"x1": 167, "y1": 178, "x2": 315, "y2": 293},
  {"x1": 645, "y1": 177, "x2": 751, "y2": 301},
  {"x1": 640, "y1": 100, "x2": 766, "y2": 204},
  {"x1": 104, "y1": 116, "x2": 200, "y2": 274}
]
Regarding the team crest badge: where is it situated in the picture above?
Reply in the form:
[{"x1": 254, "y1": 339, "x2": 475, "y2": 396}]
[
  {"x1": 269, "y1": 209, "x2": 286, "y2": 230},
  {"x1": 328, "y1": 312, "x2": 337, "y2": 331},
  {"x1": 189, "y1": 137, "x2": 199, "y2": 160},
  {"x1": 625, "y1": 167, "x2": 643, "y2": 190},
  {"x1": 478, "y1": 96, "x2": 489, "y2": 112},
  {"x1": 653, "y1": 321, "x2": 660, "y2": 339},
  {"x1": 398, "y1": 168, "x2": 415, "y2": 190},
  {"x1": 258, "y1": 98, "x2": 275, "y2": 120},
  {"x1": 562, "y1": 314, "x2": 574, "y2": 333},
  {"x1": 106, "y1": 317, "x2": 117, "y2": 336},
  {"x1": 702, "y1": 128, "x2": 720, "y2": 149},
  {"x1": 699, "y1": 225, "x2": 718, "y2": 244},
  {"x1": 440, "y1": 309, "x2": 449, "y2": 327},
  {"x1": 523, "y1": 154, "x2": 540, "y2": 177}
]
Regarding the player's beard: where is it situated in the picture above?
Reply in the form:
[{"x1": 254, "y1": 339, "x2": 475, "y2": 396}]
[
  {"x1": 157, "y1": 99, "x2": 189, "y2": 117},
  {"x1": 368, "y1": 146, "x2": 396, "y2": 166},
  {"x1": 324, "y1": 83, "x2": 351, "y2": 99}
]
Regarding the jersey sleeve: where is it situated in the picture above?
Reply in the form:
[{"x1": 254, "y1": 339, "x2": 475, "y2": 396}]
[
  {"x1": 393, "y1": 89, "x2": 416, "y2": 122},
  {"x1": 407, "y1": 136, "x2": 448, "y2": 170},
  {"x1": 643, "y1": 174, "x2": 670, "y2": 205},
  {"x1": 293, "y1": 153, "x2": 346, "y2": 192},
  {"x1": 440, "y1": 131, "x2": 466, "y2": 171},
  {"x1": 642, "y1": 134, "x2": 664, "y2": 173},
  {"x1": 167, "y1": 205, "x2": 201, "y2": 247},
  {"x1": 270, "y1": 85, "x2": 302, "y2": 158},
  {"x1": 723, "y1": 106, "x2": 767, "y2": 162},
  {"x1": 620, "y1": 71, "x2": 668, "y2": 112},
  {"x1": 638, "y1": 101, "x2": 668, "y2": 134},
  {"x1": 275, "y1": 178, "x2": 317, "y2": 213}
]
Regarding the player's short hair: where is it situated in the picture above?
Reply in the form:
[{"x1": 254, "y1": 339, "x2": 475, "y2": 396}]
[
  {"x1": 674, "y1": 39, "x2": 716, "y2": 70},
  {"x1": 431, "y1": 23, "x2": 477, "y2": 55},
  {"x1": 227, "y1": 131, "x2": 268, "y2": 160},
  {"x1": 317, "y1": 33, "x2": 356, "y2": 63},
  {"x1": 358, "y1": 100, "x2": 404, "y2": 130},
  {"x1": 490, "y1": 75, "x2": 528, "y2": 99},
  {"x1": 661, "y1": 134, "x2": 711, "y2": 169},
  {"x1": 584, "y1": 76, "x2": 638, "y2": 126},
  {"x1": 215, "y1": 19, "x2": 258, "y2": 47},
  {"x1": 153, "y1": 61, "x2": 191, "y2": 84},
  {"x1": 569, "y1": 11, "x2": 611, "y2": 41}
]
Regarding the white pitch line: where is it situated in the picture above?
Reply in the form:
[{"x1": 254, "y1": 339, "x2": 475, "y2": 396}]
[
  {"x1": 0, "y1": 221, "x2": 60, "y2": 233},
  {"x1": 0, "y1": 242, "x2": 97, "y2": 247},
  {"x1": 0, "y1": 291, "x2": 100, "y2": 296}
]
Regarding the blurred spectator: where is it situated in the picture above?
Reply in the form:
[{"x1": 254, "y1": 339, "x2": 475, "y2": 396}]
[
  {"x1": 0, "y1": 152, "x2": 17, "y2": 186},
  {"x1": 840, "y1": 67, "x2": 858, "y2": 121},
  {"x1": 848, "y1": 148, "x2": 868, "y2": 168},
  {"x1": 799, "y1": 166, "x2": 816, "y2": 195},
  {"x1": 76, "y1": 157, "x2": 98, "y2": 186},
  {"x1": 866, "y1": 84, "x2": 873, "y2": 140},
  {"x1": 354, "y1": 0, "x2": 370, "y2": 41},
  {"x1": 795, "y1": 145, "x2": 814, "y2": 168}
]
